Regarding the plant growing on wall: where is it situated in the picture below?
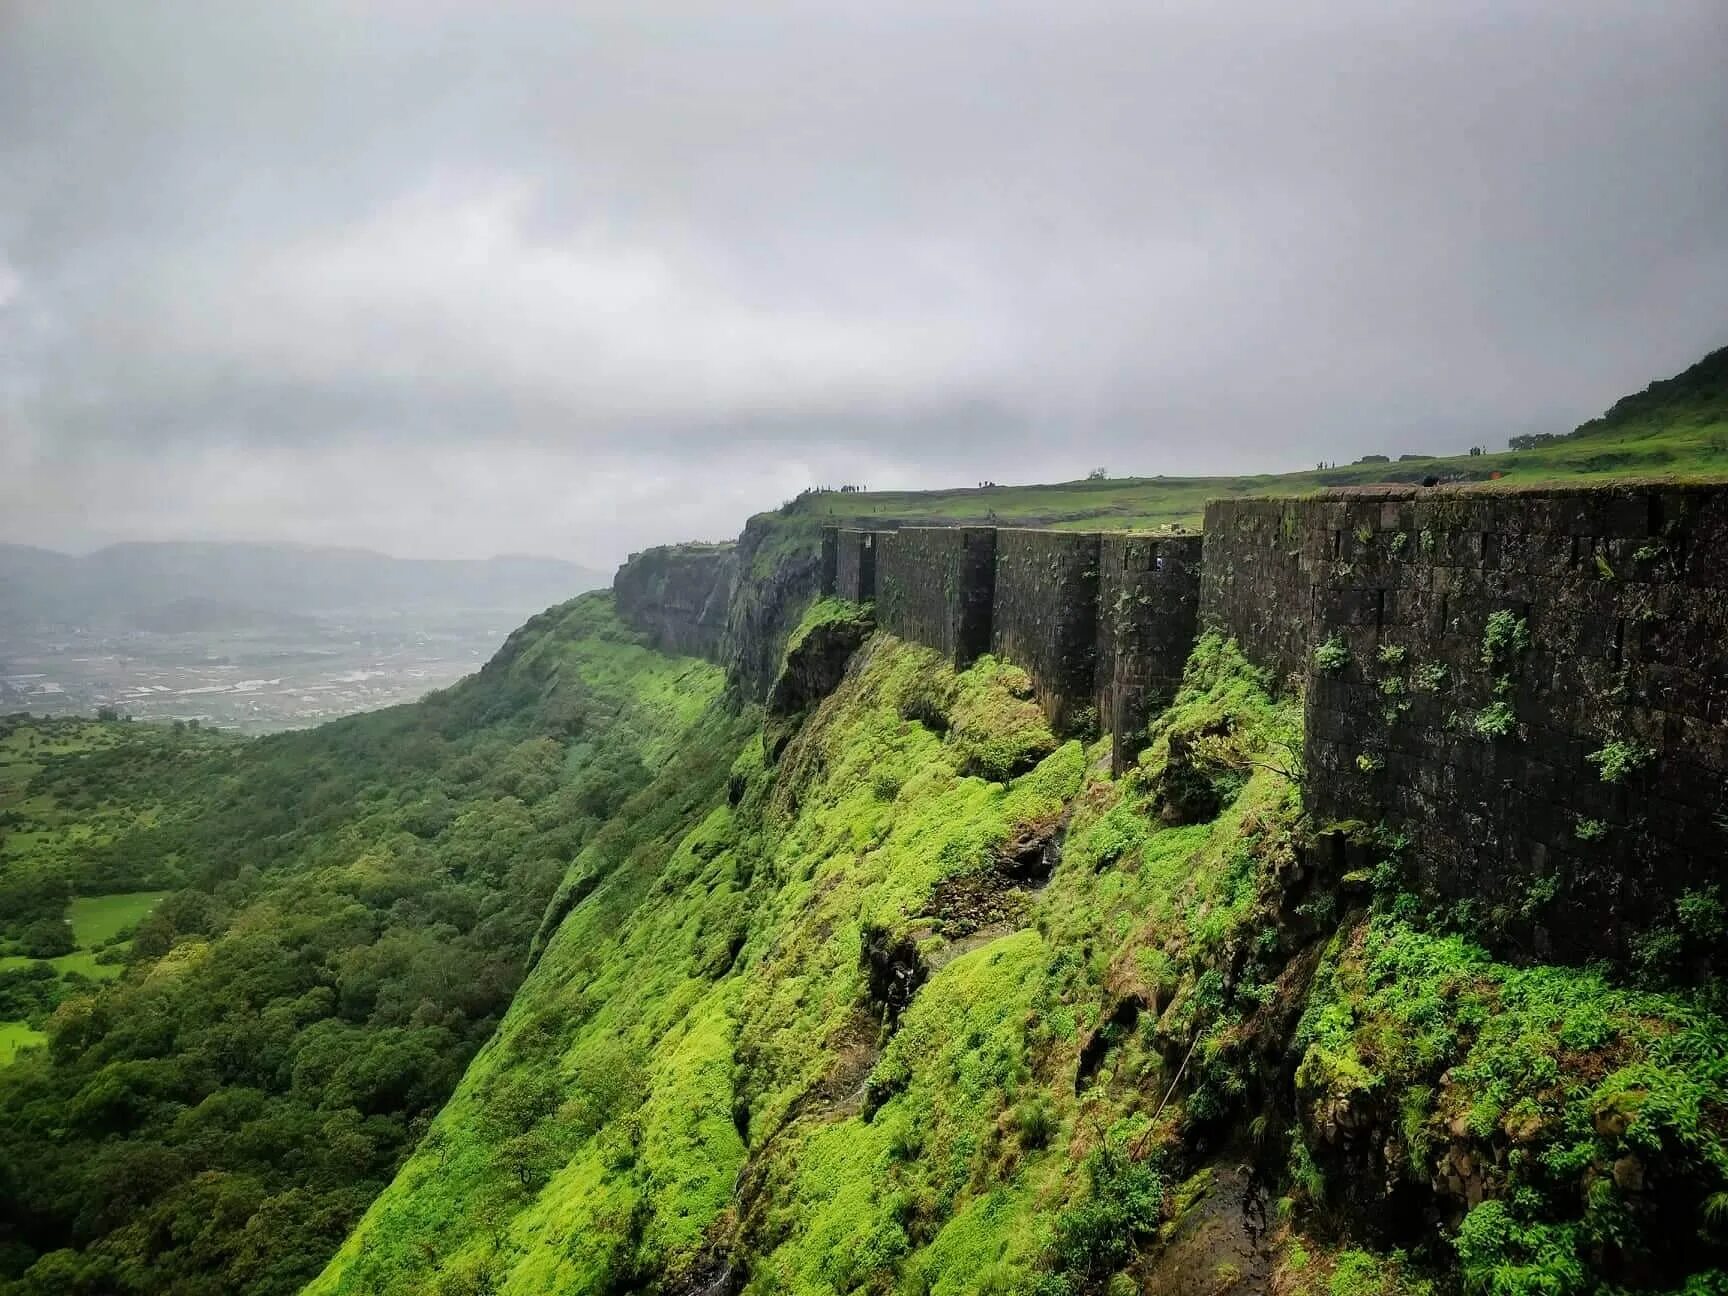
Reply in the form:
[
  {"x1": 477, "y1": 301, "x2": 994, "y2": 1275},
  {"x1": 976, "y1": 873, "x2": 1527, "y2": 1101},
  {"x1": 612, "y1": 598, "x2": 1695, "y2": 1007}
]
[
  {"x1": 1587, "y1": 739, "x2": 1654, "y2": 783},
  {"x1": 1314, "y1": 637, "x2": 1351, "y2": 674},
  {"x1": 1472, "y1": 701, "x2": 1516, "y2": 739},
  {"x1": 1471, "y1": 612, "x2": 1532, "y2": 741},
  {"x1": 1413, "y1": 662, "x2": 1448, "y2": 692},
  {"x1": 1479, "y1": 611, "x2": 1531, "y2": 671}
]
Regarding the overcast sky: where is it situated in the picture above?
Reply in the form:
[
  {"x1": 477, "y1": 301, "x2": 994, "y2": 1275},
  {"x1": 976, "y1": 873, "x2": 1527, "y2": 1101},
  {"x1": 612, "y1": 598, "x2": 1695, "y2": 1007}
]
[{"x1": 2, "y1": 1, "x2": 1724, "y2": 566}]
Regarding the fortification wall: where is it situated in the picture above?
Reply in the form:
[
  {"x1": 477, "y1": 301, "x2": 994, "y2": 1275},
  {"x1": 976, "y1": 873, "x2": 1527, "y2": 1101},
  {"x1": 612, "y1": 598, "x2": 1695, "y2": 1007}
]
[
  {"x1": 1204, "y1": 483, "x2": 1728, "y2": 963},
  {"x1": 1097, "y1": 534, "x2": 1204, "y2": 773},
  {"x1": 1197, "y1": 498, "x2": 1313, "y2": 687},
  {"x1": 825, "y1": 523, "x2": 1201, "y2": 768},
  {"x1": 990, "y1": 530, "x2": 1101, "y2": 735},
  {"x1": 874, "y1": 527, "x2": 998, "y2": 667},
  {"x1": 819, "y1": 528, "x2": 838, "y2": 598},
  {"x1": 621, "y1": 483, "x2": 1728, "y2": 965},
  {"x1": 834, "y1": 529, "x2": 878, "y2": 602}
]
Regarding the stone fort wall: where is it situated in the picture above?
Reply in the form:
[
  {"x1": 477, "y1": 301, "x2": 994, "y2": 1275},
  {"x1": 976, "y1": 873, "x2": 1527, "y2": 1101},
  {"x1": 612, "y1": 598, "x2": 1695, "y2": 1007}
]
[
  {"x1": 1201, "y1": 483, "x2": 1728, "y2": 963},
  {"x1": 873, "y1": 527, "x2": 998, "y2": 667},
  {"x1": 832, "y1": 528, "x2": 878, "y2": 602},
  {"x1": 1098, "y1": 533, "x2": 1204, "y2": 773},
  {"x1": 822, "y1": 523, "x2": 1202, "y2": 771},
  {"x1": 990, "y1": 529, "x2": 1101, "y2": 736},
  {"x1": 620, "y1": 480, "x2": 1728, "y2": 964}
]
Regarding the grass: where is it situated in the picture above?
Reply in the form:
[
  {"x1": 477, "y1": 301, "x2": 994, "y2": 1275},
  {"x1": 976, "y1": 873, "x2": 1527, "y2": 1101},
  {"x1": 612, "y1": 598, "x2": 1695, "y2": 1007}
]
[
  {"x1": 776, "y1": 420, "x2": 1728, "y2": 535},
  {"x1": 0, "y1": 950, "x2": 121, "y2": 981},
  {"x1": 0, "y1": 1019, "x2": 46, "y2": 1065},
  {"x1": 0, "y1": 891, "x2": 169, "y2": 984},
  {"x1": 68, "y1": 890, "x2": 169, "y2": 947},
  {"x1": 766, "y1": 347, "x2": 1728, "y2": 535}
]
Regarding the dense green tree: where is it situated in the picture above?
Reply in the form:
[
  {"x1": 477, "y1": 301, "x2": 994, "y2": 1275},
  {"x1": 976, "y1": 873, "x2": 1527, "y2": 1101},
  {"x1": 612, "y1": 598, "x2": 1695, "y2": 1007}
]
[{"x1": 0, "y1": 595, "x2": 732, "y2": 1295}]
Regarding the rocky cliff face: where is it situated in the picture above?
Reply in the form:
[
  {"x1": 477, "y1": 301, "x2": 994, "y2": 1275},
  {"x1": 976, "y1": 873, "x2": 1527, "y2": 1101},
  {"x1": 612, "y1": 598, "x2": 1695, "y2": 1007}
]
[
  {"x1": 719, "y1": 513, "x2": 829, "y2": 701},
  {"x1": 611, "y1": 511, "x2": 831, "y2": 703},
  {"x1": 610, "y1": 541, "x2": 737, "y2": 660}
]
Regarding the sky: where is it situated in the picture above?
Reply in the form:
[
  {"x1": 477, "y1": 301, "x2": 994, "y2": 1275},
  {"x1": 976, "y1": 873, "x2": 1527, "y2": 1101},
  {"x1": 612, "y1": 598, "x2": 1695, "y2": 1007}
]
[{"x1": 2, "y1": 1, "x2": 1725, "y2": 567}]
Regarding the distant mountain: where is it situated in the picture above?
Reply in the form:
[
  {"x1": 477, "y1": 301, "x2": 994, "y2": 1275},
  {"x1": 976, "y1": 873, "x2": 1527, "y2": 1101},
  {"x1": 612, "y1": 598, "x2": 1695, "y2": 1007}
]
[{"x1": 0, "y1": 541, "x2": 606, "y2": 630}]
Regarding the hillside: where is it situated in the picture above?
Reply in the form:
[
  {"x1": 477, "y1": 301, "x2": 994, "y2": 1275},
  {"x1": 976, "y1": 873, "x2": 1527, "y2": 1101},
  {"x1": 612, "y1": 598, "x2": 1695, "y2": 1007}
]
[
  {"x1": 0, "y1": 598, "x2": 745, "y2": 1294},
  {"x1": 2, "y1": 347, "x2": 1727, "y2": 1296},
  {"x1": 308, "y1": 615, "x2": 1728, "y2": 1296}
]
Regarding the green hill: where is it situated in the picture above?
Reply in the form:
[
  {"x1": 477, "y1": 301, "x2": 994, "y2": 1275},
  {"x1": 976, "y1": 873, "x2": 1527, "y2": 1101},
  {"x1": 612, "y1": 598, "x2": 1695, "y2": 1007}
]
[
  {"x1": 2, "y1": 346, "x2": 1726, "y2": 1296},
  {"x1": 0, "y1": 599, "x2": 742, "y2": 1294}
]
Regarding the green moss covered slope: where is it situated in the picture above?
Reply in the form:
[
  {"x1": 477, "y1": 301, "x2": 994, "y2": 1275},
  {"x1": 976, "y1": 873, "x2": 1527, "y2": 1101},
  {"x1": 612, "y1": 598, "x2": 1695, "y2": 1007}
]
[{"x1": 307, "y1": 617, "x2": 1728, "y2": 1295}]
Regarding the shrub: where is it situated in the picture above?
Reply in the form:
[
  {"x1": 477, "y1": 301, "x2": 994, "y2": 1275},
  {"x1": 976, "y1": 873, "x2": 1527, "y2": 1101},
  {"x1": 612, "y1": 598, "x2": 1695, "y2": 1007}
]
[
  {"x1": 1453, "y1": 1201, "x2": 1586, "y2": 1296},
  {"x1": 1315, "y1": 637, "x2": 1352, "y2": 674},
  {"x1": 1472, "y1": 702, "x2": 1516, "y2": 740},
  {"x1": 1046, "y1": 1149, "x2": 1164, "y2": 1284},
  {"x1": 1480, "y1": 612, "x2": 1532, "y2": 671},
  {"x1": 1016, "y1": 1097, "x2": 1056, "y2": 1150},
  {"x1": 1586, "y1": 740, "x2": 1652, "y2": 783}
]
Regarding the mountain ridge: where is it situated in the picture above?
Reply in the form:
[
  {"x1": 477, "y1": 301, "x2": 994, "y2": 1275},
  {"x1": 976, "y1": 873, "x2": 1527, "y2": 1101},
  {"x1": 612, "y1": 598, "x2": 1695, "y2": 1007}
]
[{"x1": 0, "y1": 540, "x2": 607, "y2": 627}]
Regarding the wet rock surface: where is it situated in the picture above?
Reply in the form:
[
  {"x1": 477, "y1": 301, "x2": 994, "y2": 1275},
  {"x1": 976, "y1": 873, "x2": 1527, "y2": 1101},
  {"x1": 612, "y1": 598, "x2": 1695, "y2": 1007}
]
[{"x1": 1141, "y1": 1165, "x2": 1274, "y2": 1296}]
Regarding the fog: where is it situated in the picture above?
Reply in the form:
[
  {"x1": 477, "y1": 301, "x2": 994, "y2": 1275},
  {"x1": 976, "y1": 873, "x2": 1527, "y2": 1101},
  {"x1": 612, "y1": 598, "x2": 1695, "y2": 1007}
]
[{"x1": 3, "y1": 0, "x2": 1724, "y2": 564}]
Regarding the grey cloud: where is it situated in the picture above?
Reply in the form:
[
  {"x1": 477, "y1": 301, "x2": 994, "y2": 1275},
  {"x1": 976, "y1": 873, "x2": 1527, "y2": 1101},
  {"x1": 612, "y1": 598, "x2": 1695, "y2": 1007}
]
[{"x1": 2, "y1": 0, "x2": 1725, "y2": 564}]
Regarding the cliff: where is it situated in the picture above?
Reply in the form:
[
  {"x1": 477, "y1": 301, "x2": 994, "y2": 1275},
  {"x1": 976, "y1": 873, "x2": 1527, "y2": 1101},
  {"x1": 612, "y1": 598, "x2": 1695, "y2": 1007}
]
[
  {"x1": 610, "y1": 540, "x2": 737, "y2": 659},
  {"x1": 613, "y1": 480, "x2": 1728, "y2": 971},
  {"x1": 310, "y1": 588, "x2": 1728, "y2": 1296}
]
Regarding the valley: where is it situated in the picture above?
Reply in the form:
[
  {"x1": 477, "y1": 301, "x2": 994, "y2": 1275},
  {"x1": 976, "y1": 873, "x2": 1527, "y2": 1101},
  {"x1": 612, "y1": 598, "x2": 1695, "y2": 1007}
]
[
  {"x1": 0, "y1": 542, "x2": 605, "y2": 732},
  {"x1": 0, "y1": 608, "x2": 536, "y2": 733}
]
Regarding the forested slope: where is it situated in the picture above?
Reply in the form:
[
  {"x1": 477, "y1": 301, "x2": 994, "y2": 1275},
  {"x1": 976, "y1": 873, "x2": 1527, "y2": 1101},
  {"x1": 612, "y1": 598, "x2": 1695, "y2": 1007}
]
[
  {"x1": 306, "y1": 604, "x2": 1728, "y2": 1296},
  {"x1": 0, "y1": 595, "x2": 737, "y2": 1295}
]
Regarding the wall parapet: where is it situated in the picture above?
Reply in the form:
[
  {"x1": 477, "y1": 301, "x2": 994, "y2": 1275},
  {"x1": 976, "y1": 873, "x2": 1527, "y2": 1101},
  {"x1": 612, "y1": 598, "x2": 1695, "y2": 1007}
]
[
  {"x1": 620, "y1": 479, "x2": 1728, "y2": 967},
  {"x1": 1202, "y1": 481, "x2": 1728, "y2": 964},
  {"x1": 822, "y1": 522, "x2": 1200, "y2": 768}
]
